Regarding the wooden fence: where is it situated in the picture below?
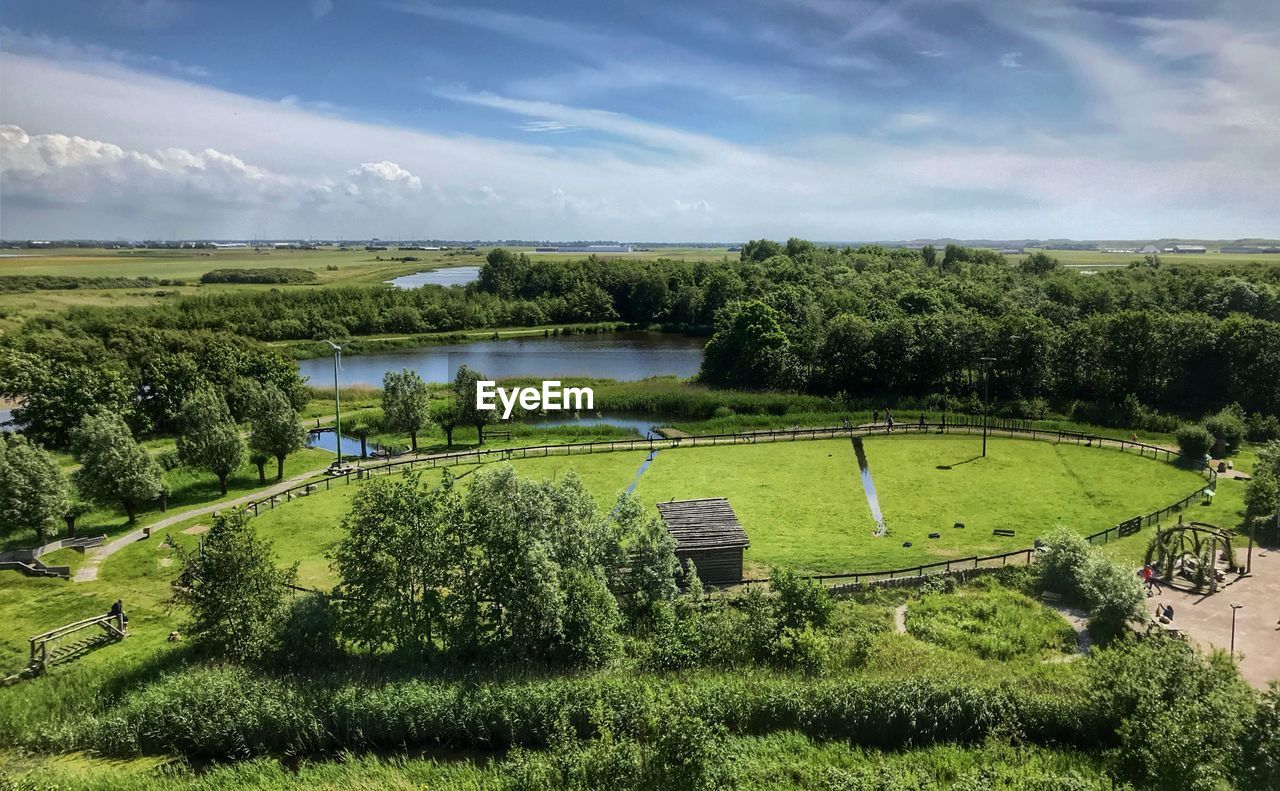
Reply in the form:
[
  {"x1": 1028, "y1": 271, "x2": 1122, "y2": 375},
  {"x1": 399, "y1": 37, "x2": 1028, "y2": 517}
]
[{"x1": 240, "y1": 419, "x2": 1215, "y2": 589}]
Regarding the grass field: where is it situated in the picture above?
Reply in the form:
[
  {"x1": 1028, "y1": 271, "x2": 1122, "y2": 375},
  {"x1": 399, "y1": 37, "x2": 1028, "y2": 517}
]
[
  {"x1": 223, "y1": 434, "x2": 1207, "y2": 587},
  {"x1": 0, "y1": 246, "x2": 734, "y2": 332}
]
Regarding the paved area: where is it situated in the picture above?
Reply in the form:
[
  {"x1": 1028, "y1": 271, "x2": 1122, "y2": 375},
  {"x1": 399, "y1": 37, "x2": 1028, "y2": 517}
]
[{"x1": 1148, "y1": 544, "x2": 1280, "y2": 689}]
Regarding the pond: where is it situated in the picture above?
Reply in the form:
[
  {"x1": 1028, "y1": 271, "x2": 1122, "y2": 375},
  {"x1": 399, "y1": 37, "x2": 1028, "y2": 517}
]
[
  {"x1": 385, "y1": 266, "x2": 480, "y2": 288},
  {"x1": 523, "y1": 412, "x2": 666, "y2": 438},
  {"x1": 0, "y1": 408, "x2": 16, "y2": 434},
  {"x1": 305, "y1": 428, "x2": 389, "y2": 458},
  {"x1": 299, "y1": 331, "x2": 705, "y2": 387}
]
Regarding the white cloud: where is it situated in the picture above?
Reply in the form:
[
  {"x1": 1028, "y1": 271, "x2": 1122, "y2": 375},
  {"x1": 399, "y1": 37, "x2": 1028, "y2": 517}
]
[
  {"x1": 311, "y1": 0, "x2": 333, "y2": 20},
  {"x1": 999, "y1": 51, "x2": 1023, "y2": 68},
  {"x1": 0, "y1": 40, "x2": 1277, "y2": 241}
]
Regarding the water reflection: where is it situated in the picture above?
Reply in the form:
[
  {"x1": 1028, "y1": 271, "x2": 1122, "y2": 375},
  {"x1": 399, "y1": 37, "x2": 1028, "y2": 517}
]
[{"x1": 386, "y1": 266, "x2": 480, "y2": 288}]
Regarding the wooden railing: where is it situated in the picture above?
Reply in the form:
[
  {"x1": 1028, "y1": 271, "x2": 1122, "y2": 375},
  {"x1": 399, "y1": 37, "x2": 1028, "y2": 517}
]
[{"x1": 28, "y1": 613, "x2": 126, "y2": 672}]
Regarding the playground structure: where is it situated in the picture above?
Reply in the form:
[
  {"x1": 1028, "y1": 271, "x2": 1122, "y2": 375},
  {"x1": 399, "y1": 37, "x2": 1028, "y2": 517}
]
[{"x1": 1143, "y1": 521, "x2": 1240, "y2": 594}]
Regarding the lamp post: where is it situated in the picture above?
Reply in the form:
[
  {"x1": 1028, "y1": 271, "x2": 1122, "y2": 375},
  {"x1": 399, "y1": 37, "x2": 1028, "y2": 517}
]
[
  {"x1": 980, "y1": 356, "x2": 997, "y2": 458},
  {"x1": 1230, "y1": 602, "x2": 1243, "y2": 655},
  {"x1": 326, "y1": 340, "x2": 344, "y2": 466}
]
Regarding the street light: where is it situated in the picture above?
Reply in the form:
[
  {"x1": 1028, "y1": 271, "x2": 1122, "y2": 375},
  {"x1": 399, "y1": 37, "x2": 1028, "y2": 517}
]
[
  {"x1": 325, "y1": 340, "x2": 344, "y2": 467},
  {"x1": 1230, "y1": 602, "x2": 1244, "y2": 655},
  {"x1": 979, "y1": 356, "x2": 997, "y2": 458}
]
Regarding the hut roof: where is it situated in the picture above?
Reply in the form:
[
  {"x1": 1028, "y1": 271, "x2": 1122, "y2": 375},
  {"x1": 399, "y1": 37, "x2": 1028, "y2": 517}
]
[{"x1": 655, "y1": 498, "x2": 749, "y2": 552}]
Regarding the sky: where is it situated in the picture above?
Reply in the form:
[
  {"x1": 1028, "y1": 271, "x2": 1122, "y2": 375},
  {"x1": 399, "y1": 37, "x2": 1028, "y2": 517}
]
[{"x1": 0, "y1": 0, "x2": 1278, "y2": 241}]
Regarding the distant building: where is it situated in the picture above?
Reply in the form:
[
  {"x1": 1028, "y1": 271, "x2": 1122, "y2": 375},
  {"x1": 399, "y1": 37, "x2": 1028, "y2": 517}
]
[
  {"x1": 1167, "y1": 244, "x2": 1207, "y2": 254},
  {"x1": 998, "y1": 247, "x2": 1024, "y2": 255},
  {"x1": 1138, "y1": 244, "x2": 1159, "y2": 254}
]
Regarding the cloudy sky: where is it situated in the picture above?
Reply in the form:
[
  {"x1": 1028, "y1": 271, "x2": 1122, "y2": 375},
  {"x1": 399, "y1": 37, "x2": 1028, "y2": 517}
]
[{"x1": 1, "y1": 0, "x2": 1278, "y2": 241}]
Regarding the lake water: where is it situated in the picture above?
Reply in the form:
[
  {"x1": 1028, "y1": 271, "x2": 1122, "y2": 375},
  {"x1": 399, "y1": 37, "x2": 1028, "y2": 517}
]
[
  {"x1": 306, "y1": 429, "x2": 388, "y2": 458},
  {"x1": 299, "y1": 332, "x2": 705, "y2": 387},
  {"x1": 386, "y1": 266, "x2": 480, "y2": 288},
  {"x1": 525, "y1": 412, "x2": 664, "y2": 437},
  {"x1": 0, "y1": 408, "x2": 16, "y2": 433}
]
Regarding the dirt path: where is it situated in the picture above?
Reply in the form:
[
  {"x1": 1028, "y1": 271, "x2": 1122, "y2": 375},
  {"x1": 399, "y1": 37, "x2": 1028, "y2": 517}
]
[
  {"x1": 72, "y1": 464, "x2": 332, "y2": 583},
  {"x1": 893, "y1": 604, "x2": 907, "y2": 634},
  {"x1": 1044, "y1": 603, "x2": 1093, "y2": 661}
]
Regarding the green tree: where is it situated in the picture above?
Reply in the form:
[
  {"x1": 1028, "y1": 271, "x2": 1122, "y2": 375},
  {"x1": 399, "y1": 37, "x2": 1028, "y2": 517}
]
[
  {"x1": 176, "y1": 508, "x2": 296, "y2": 662},
  {"x1": 249, "y1": 384, "x2": 306, "y2": 479},
  {"x1": 699, "y1": 300, "x2": 796, "y2": 390},
  {"x1": 431, "y1": 400, "x2": 461, "y2": 447},
  {"x1": 1037, "y1": 526, "x2": 1092, "y2": 596},
  {"x1": 249, "y1": 450, "x2": 270, "y2": 484},
  {"x1": 453, "y1": 365, "x2": 494, "y2": 444},
  {"x1": 333, "y1": 472, "x2": 454, "y2": 654},
  {"x1": 344, "y1": 410, "x2": 382, "y2": 459},
  {"x1": 920, "y1": 244, "x2": 937, "y2": 268},
  {"x1": 1204, "y1": 405, "x2": 1247, "y2": 457},
  {"x1": 608, "y1": 492, "x2": 678, "y2": 626},
  {"x1": 176, "y1": 388, "x2": 245, "y2": 495},
  {"x1": 1018, "y1": 251, "x2": 1061, "y2": 276},
  {"x1": 381, "y1": 369, "x2": 432, "y2": 452},
  {"x1": 0, "y1": 435, "x2": 70, "y2": 543},
  {"x1": 0, "y1": 352, "x2": 134, "y2": 448},
  {"x1": 73, "y1": 412, "x2": 164, "y2": 523},
  {"x1": 1078, "y1": 552, "x2": 1145, "y2": 637}
]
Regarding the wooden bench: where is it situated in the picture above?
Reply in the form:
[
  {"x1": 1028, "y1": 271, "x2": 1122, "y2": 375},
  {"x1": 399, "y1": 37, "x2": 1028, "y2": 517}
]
[{"x1": 993, "y1": 529, "x2": 1016, "y2": 537}]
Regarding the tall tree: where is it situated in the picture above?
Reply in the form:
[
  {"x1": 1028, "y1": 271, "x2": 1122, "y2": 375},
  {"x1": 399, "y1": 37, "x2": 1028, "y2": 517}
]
[
  {"x1": 249, "y1": 384, "x2": 306, "y2": 479},
  {"x1": 332, "y1": 472, "x2": 454, "y2": 654},
  {"x1": 382, "y1": 369, "x2": 433, "y2": 452},
  {"x1": 73, "y1": 412, "x2": 164, "y2": 523},
  {"x1": 176, "y1": 388, "x2": 245, "y2": 495},
  {"x1": 0, "y1": 435, "x2": 70, "y2": 543},
  {"x1": 700, "y1": 300, "x2": 797, "y2": 390},
  {"x1": 431, "y1": 400, "x2": 461, "y2": 447},
  {"x1": 453, "y1": 365, "x2": 494, "y2": 445},
  {"x1": 176, "y1": 508, "x2": 296, "y2": 662}
]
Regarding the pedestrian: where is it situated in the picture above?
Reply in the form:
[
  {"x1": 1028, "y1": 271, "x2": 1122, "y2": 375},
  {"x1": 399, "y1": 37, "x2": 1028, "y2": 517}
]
[
  {"x1": 919, "y1": 414, "x2": 927, "y2": 428},
  {"x1": 886, "y1": 411, "x2": 895, "y2": 431},
  {"x1": 873, "y1": 409, "x2": 879, "y2": 424}
]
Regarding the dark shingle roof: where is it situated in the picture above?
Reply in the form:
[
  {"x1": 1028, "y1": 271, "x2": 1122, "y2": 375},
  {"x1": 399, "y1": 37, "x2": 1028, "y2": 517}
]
[{"x1": 655, "y1": 498, "x2": 749, "y2": 552}]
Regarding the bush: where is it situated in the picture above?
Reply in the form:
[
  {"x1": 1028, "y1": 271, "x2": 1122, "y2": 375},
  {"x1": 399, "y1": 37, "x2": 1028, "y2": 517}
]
[
  {"x1": 1090, "y1": 636, "x2": 1256, "y2": 791},
  {"x1": 772, "y1": 626, "x2": 830, "y2": 676},
  {"x1": 200, "y1": 268, "x2": 319, "y2": 284},
  {"x1": 770, "y1": 567, "x2": 834, "y2": 631},
  {"x1": 1076, "y1": 553, "x2": 1144, "y2": 638},
  {"x1": 1036, "y1": 527, "x2": 1091, "y2": 597},
  {"x1": 557, "y1": 570, "x2": 623, "y2": 667},
  {"x1": 1204, "y1": 405, "x2": 1247, "y2": 456},
  {"x1": 1246, "y1": 412, "x2": 1280, "y2": 443},
  {"x1": 1175, "y1": 423, "x2": 1213, "y2": 463},
  {"x1": 273, "y1": 592, "x2": 340, "y2": 669},
  {"x1": 1239, "y1": 683, "x2": 1280, "y2": 790}
]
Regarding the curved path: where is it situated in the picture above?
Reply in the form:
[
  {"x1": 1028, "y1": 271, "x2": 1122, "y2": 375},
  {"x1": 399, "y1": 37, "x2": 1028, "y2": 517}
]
[{"x1": 73, "y1": 464, "x2": 332, "y2": 583}]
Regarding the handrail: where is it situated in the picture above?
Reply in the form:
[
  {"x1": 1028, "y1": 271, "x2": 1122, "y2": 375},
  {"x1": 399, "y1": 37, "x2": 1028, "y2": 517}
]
[{"x1": 29, "y1": 614, "x2": 121, "y2": 644}]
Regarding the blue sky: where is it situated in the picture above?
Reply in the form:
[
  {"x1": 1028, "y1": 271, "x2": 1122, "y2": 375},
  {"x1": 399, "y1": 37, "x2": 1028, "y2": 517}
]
[{"x1": 1, "y1": 0, "x2": 1278, "y2": 240}]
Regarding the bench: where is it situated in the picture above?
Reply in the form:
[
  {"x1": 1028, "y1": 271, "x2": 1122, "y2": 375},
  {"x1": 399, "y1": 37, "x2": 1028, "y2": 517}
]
[{"x1": 993, "y1": 529, "x2": 1016, "y2": 537}]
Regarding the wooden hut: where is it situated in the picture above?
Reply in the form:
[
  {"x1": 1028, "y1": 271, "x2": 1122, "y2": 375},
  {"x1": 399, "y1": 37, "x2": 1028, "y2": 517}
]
[{"x1": 655, "y1": 498, "x2": 749, "y2": 586}]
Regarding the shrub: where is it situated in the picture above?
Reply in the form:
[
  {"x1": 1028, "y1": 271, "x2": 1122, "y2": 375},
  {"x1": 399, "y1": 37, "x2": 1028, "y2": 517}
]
[
  {"x1": 273, "y1": 592, "x2": 341, "y2": 669},
  {"x1": 1076, "y1": 553, "x2": 1144, "y2": 638},
  {"x1": 1091, "y1": 636, "x2": 1256, "y2": 791},
  {"x1": 1175, "y1": 423, "x2": 1212, "y2": 463},
  {"x1": 772, "y1": 626, "x2": 830, "y2": 676},
  {"x1": 1036, "y1": 527, "x2": 1091, "y2": 597},
  {"x1": 770, "y1": 567, "x2": 834, "y2": 631},
  {"x1": 200, "y1": 268, "x2": 319, "y2": 284},
  {"x1": 1204, "y1": 405, "x2": 1247, "y2": 456},
  {"x1": 1238, "y1": 683, "x2": 1280, "y2": 790},
  {"x1": 1246, "y1": 412, "x2": 1280, "y2": 443},
  {"x1": 557, "y1": 569, "x2": 623, "y2": 667}
]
